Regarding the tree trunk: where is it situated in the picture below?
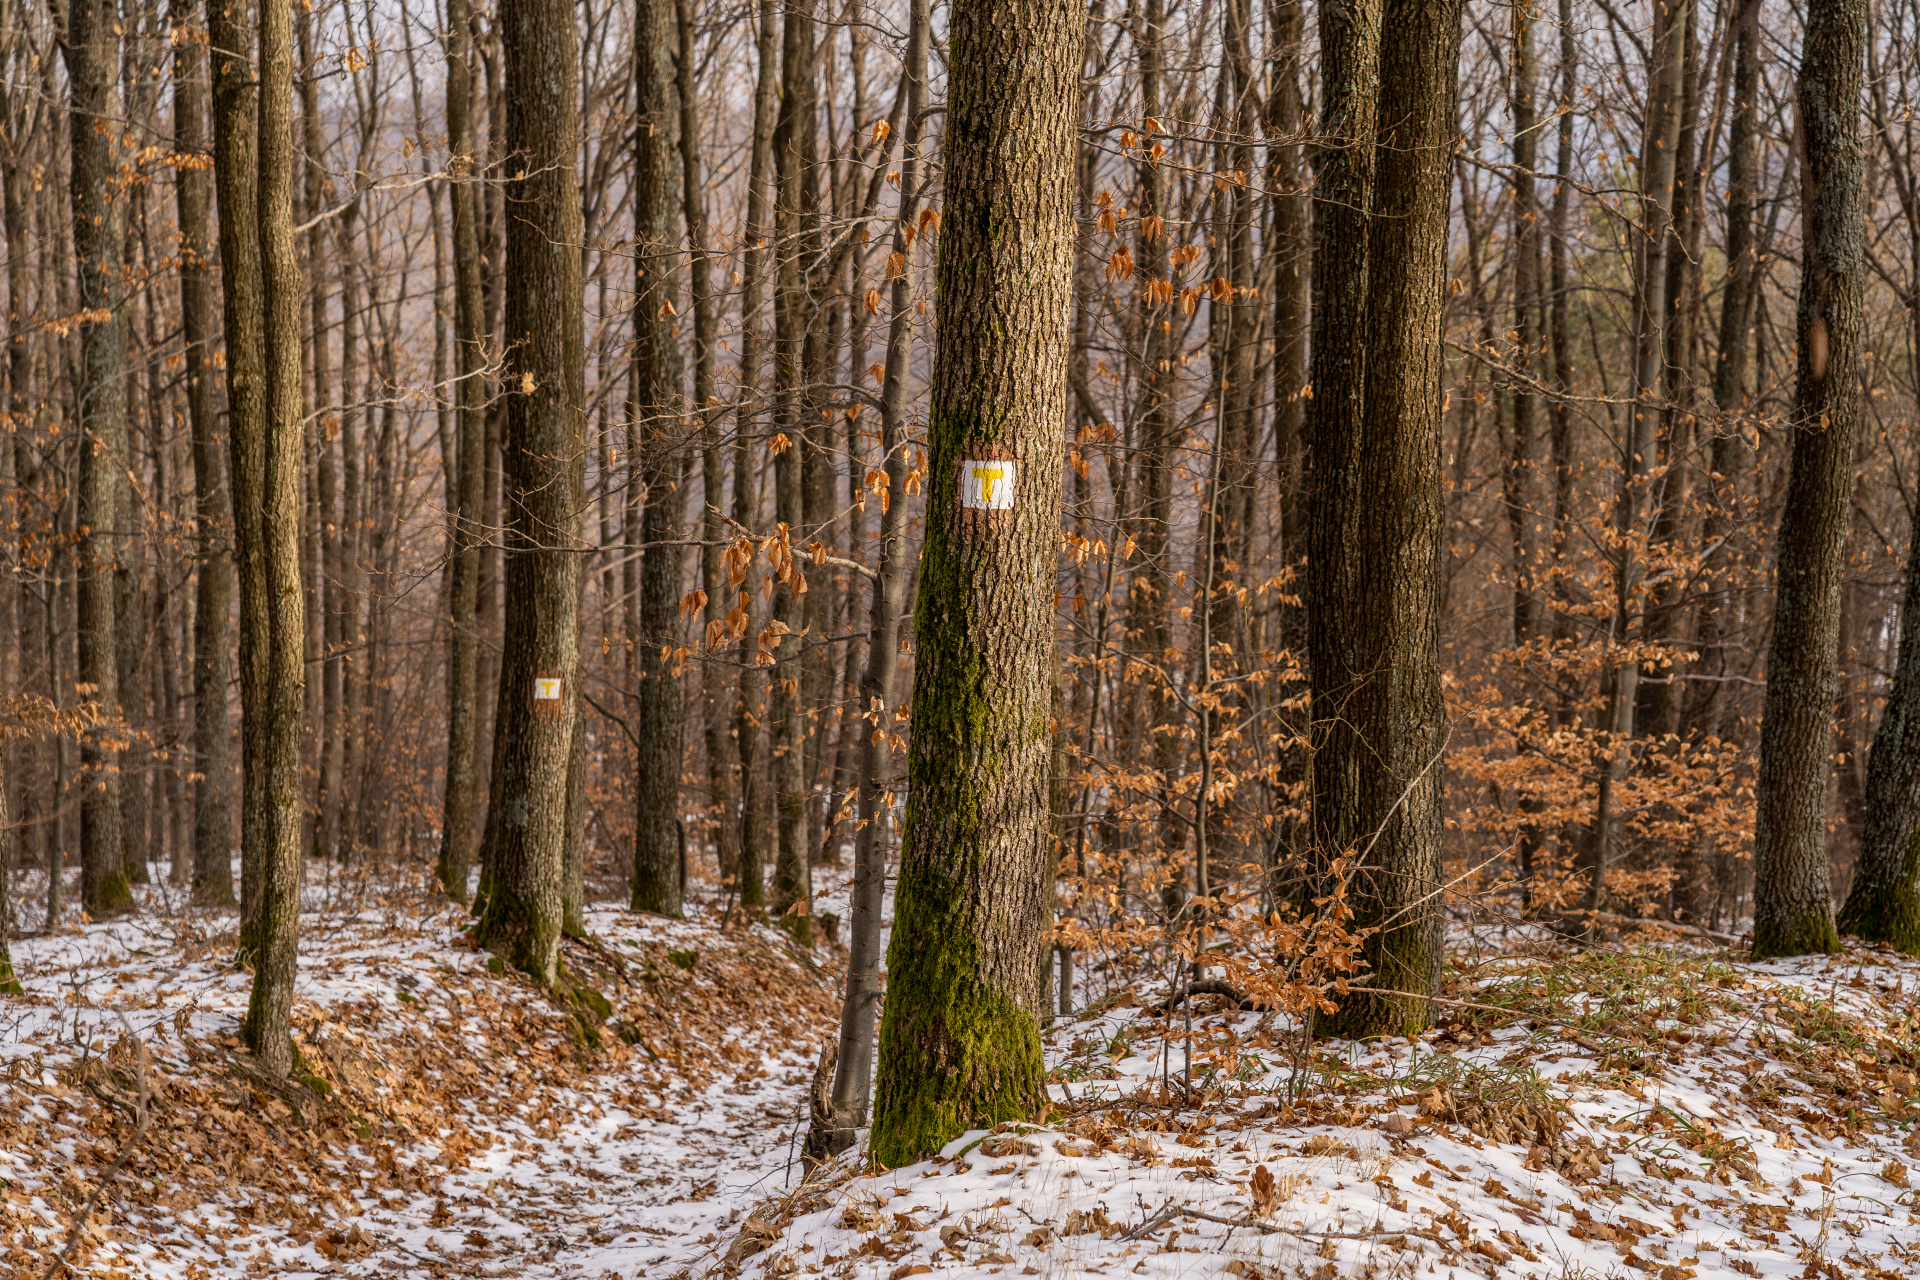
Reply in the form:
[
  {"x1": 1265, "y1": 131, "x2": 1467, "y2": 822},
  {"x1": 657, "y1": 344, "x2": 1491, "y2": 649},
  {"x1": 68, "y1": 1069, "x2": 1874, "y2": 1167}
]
[
  {"x1": 437, "y1": 0, "x2": 486, "y2": 905},
  {"x1": 243, "y1": 0, "x2": 310, "y2": 1077},
  {"x1": 475, "y1": 0, "x2": 587, "y2": 985},
  {"x1": 630, "y1": 0, "x2": 685, "y2": 917},
  {"x1": 174, "y1": 0, "x2": 236, "y2": 907},
  {"x1": 1752, "y1": 0, "x2": 1866, "y2": 959},
  {"x1": 817, "y1": 0, "x2": 927, "y2": 1163},
  {"x1": 1584, "y1": 0, "x2": 1687, "y2": 920},
  {"x1": 677, "y1": 0, "x2": 735, "y2": 890},
  {"x1": 208, "y1": 0, "x2": 270, "y2": 949},
  {"x1": 63, "y1": 0, "x2": 133, "y2": 919},
  {"x1": 868, "y1": 0, "x2": 1079, "y2": 1167},
  {"x1": 1307, "y1": 0, "x2": 1459, "y2": 1038},
  {"x1": 732, "y1": 0, "x2": 779, "y2": 911}
]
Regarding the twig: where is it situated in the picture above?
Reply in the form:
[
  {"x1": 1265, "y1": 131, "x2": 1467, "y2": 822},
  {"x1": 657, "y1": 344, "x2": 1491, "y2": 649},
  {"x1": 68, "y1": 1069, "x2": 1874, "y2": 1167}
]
[
  {"x1": 1122, "y1": 1202, "x2": 1443, "y2": 1245},
  {"x1": 43, "y1": 1016, "x2": 152, "y2": 1280}
]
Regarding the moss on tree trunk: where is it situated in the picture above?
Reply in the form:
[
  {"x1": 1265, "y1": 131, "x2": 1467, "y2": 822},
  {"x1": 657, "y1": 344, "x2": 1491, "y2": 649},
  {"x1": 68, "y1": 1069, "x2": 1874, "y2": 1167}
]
[{"x1": 867, "y1": 0, "x2": 1080, "y2": 1168}]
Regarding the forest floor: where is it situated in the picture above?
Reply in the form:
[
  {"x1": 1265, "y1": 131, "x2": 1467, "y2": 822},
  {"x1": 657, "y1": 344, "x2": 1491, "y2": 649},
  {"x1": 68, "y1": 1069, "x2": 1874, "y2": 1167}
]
[{"x1": 6, "y1": 874, "x2": 1920, "y2": 1280}]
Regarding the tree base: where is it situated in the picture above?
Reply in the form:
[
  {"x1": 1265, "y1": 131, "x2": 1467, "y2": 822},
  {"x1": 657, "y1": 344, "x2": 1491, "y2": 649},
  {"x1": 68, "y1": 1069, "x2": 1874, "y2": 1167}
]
[
  {"x1": 86, "y1": 873, "x2": 135, "y2": 919},
  {"x1": 1750, "y1": 910, "x2": 1840, "y2": 961},
  {"x1": 869, "y1": 989, "x2": 1044, "y2": 1169},
  {"x1": 1838, "y1": 890, "x2": 1920, "y2": 955}
]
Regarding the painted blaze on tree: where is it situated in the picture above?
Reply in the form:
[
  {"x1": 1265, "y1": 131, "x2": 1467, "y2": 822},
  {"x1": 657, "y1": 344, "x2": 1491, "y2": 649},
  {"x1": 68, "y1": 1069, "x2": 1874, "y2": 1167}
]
[{"x1": 866, "y1": 0, "x2": 1082, "y2": 1168}]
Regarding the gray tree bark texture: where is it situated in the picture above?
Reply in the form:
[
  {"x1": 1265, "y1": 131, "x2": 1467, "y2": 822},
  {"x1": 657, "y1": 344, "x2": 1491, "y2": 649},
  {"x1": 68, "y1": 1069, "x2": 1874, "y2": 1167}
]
[
  {"x1": 244, "y1": 0, "x2": 311, "y2": 1077},
  {"x1": 1753, "y1": 0, "x2": 1867, "y2": 959},
  {"x1": 868, "y1": 0, "x2": 1081, "y2": 1168},
  {"x1": 1306, "y1": 0, "x2": 1460, "y2": 1039},
  {"x1": 475, "y1": 0, "x2": 587, "y2": 986}
]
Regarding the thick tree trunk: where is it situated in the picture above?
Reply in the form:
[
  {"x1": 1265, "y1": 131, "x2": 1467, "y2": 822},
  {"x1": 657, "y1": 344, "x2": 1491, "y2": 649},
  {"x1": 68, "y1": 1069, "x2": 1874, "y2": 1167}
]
[
  {"x1": 475, "y1": 0, "x2": 587, "y2": 985},
  {"x1": 63, "y1": 0, "x2": 133, "y2": 918},
  {"x1": 244, "y1": 0, "x2": 310, "y2": 1077},
  {"x1": 173, "y1": 1, "x2": 236, "y2": 907},
  {"x1": 208, "y1": 0, "x2": 270, "y2": 949},
  {"x1": 868, "y1": 0, "x2": 1079, "y2": 1167},
  {"x1": 1307, "y1": 0, "x2": 1459, "y2": 1039},
  {"x1": 630, "y1": 0, "x2": 685, "y2": 917},
  {"x1": 1838, "y1": 471, "x2": 1920, "y2": 952},
  {"x1": 1752, "y1": 0, "x2": 1865, "y2": 959},
  {"x1": 437, "y1": 0, "x2": 487, "y2": 905}
]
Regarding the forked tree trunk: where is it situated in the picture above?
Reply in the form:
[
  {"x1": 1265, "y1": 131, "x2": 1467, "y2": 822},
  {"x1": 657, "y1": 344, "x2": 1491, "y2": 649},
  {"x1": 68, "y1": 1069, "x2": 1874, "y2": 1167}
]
[
  {"x1": 63, "y1": 0, "x2": 133, "y2": 919},
  {"x1": 476, "y1": 0, "x2": 587, "y2": 984},
  {"x1": 1307, "y1": 0, "x2": 1459, "y2": 1039},
  {"x1": 1753, "y1": 0, "x2": 1866, "y2": 959},
  {"x1": 244, "y1": 0, "x2": 310, "y2": 1077},
  {"x1": 868, "y1": 0, "x2": 1080, "y2": 1168}
]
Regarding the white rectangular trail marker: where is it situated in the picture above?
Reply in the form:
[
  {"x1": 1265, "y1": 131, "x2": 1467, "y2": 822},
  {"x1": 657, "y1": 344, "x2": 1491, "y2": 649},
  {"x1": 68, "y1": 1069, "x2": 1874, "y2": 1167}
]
[
  {"x1": 960, "y1": 460, "x2": 1017, "y2": 510},
  {"x1": 534, "y1": 677, "x2": 563, "y2": 701}
]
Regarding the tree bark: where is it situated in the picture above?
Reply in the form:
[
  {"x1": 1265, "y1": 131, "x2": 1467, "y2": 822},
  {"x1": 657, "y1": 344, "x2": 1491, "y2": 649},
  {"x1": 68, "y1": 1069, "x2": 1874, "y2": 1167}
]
[
  {"x1": 1307, "y1": 0, "x2": 1459, "y2": 1038},
  {"x1": 476, "y1": 0, "x2": 587, "y2": 985},
  {"x1": 63, "y1": 0, "x2": 133, "y2": 918},
  {"x1": 1752, "y1": 0, "x2": 1866, "y2": 959},
  {"x1": 630, "y1": 0, "x2": 685, "y2": 917},
  {"x1": 868, "y1": 0, "x2": 1080, "y2": 1167},
  {"x1": 208, "y1": 0, "x2": 270, "y2": 951},
  {"x1": 817, "y1": 0, "x2": 927, "y2": 1163},
  {"x1": 174, "y1": 0, "x2": 236, "y2": 907},
  {"x1": 243, "y1": 0, "x2": 310, "y2": 1077},
  {"x1": 437, "y1": 0, "x2": 487, "y2": 905}
]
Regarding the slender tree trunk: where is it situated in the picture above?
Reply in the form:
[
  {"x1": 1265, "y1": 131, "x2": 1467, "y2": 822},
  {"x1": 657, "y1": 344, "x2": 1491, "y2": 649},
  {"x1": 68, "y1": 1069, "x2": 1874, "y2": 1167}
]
[
  {"x1": 1506, "y1": 0, "x2": 1541, "y2": 646},
  {"x1": 1584, "y1": 0, "x2": 1687, "y2": 920},
  {"x1": 1307, "y1": 0, "x2": 1459, "y2": 1038},
  {"x1": 63, "y1": 0, "x2": 133, "y2": 918},
  {"x1": 817, "y1": 0, "x2": 926, "y2": 1162},
  {"x1": 437, "y1": 0, "x2": 486, "y2": 904},
  {"x1": 1752, "y1": 0, "x2": 1865, "y2": 959},
  {"x1": 731, "y1": 0, "x2": 779, "y2": 910},
  {"x1": 174, "y1": 2, "x2": 235, "y2": 906},
  {"x1": 868, "y1": 0, "x2": 1079, "y2": 1167},
  {"x1": 631, "y1": 0, "x2": 685, "y2": 917},
  {"x1": 244, "y1": 0, "x2": 310, "y2": 1077},
  {"x1": 475, "y1": 0, "x2": 586, "y2": 985},
  {"x1": 208, "y1": 0, "x2": 269, "y2": 948},
  {"x1": 677, "y1": 0, "x2": 735, "y2": 888},
  {"x1": 769, "y1": 0, "x2": 818, "y2": 938}
]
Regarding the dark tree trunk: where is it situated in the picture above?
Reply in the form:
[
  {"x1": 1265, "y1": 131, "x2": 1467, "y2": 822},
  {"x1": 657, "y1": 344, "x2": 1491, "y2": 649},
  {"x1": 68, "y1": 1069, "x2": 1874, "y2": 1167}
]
[
  {"x1": 1752, "y1": 0, "x2": 1866, "y2": 959},
  {"x1": 476, "y1": 0, "x2": 587, "y2": 985},
  {"x1": 868, "y1": 0, "x2": 1080, "y2": 1167},
  {"x1": 63, "y1": 0, "x2": 133, "y2": 918},
  {"x1": 1307, "y1": 0, "x2": 1459, "y2": 1038},
  {"x1": 630, "y1": 0, "x2": 685, "y2": 917},
  {"x1": 243, "y1": 0, "x2": 310, "y2": 1077},
  {"x1": 174, "y1": 0, "x2": 235, "y2": 907},
  {"x1": 208, "y1": 0, "x2": 270, "y2": 950}
]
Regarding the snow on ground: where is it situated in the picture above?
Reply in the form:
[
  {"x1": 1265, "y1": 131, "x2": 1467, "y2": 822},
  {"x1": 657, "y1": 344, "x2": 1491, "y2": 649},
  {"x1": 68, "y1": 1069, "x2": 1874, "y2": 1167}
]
[
  {"x1": 9, "y1": 874, "x2": 1920, "y2": 1280},
  {"x1": 738, "y1": 942, "x2": 1920, "y2": 1280},
  {"x1": 0, "y1": 869, "x2": 837, "y2": 1279}
]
